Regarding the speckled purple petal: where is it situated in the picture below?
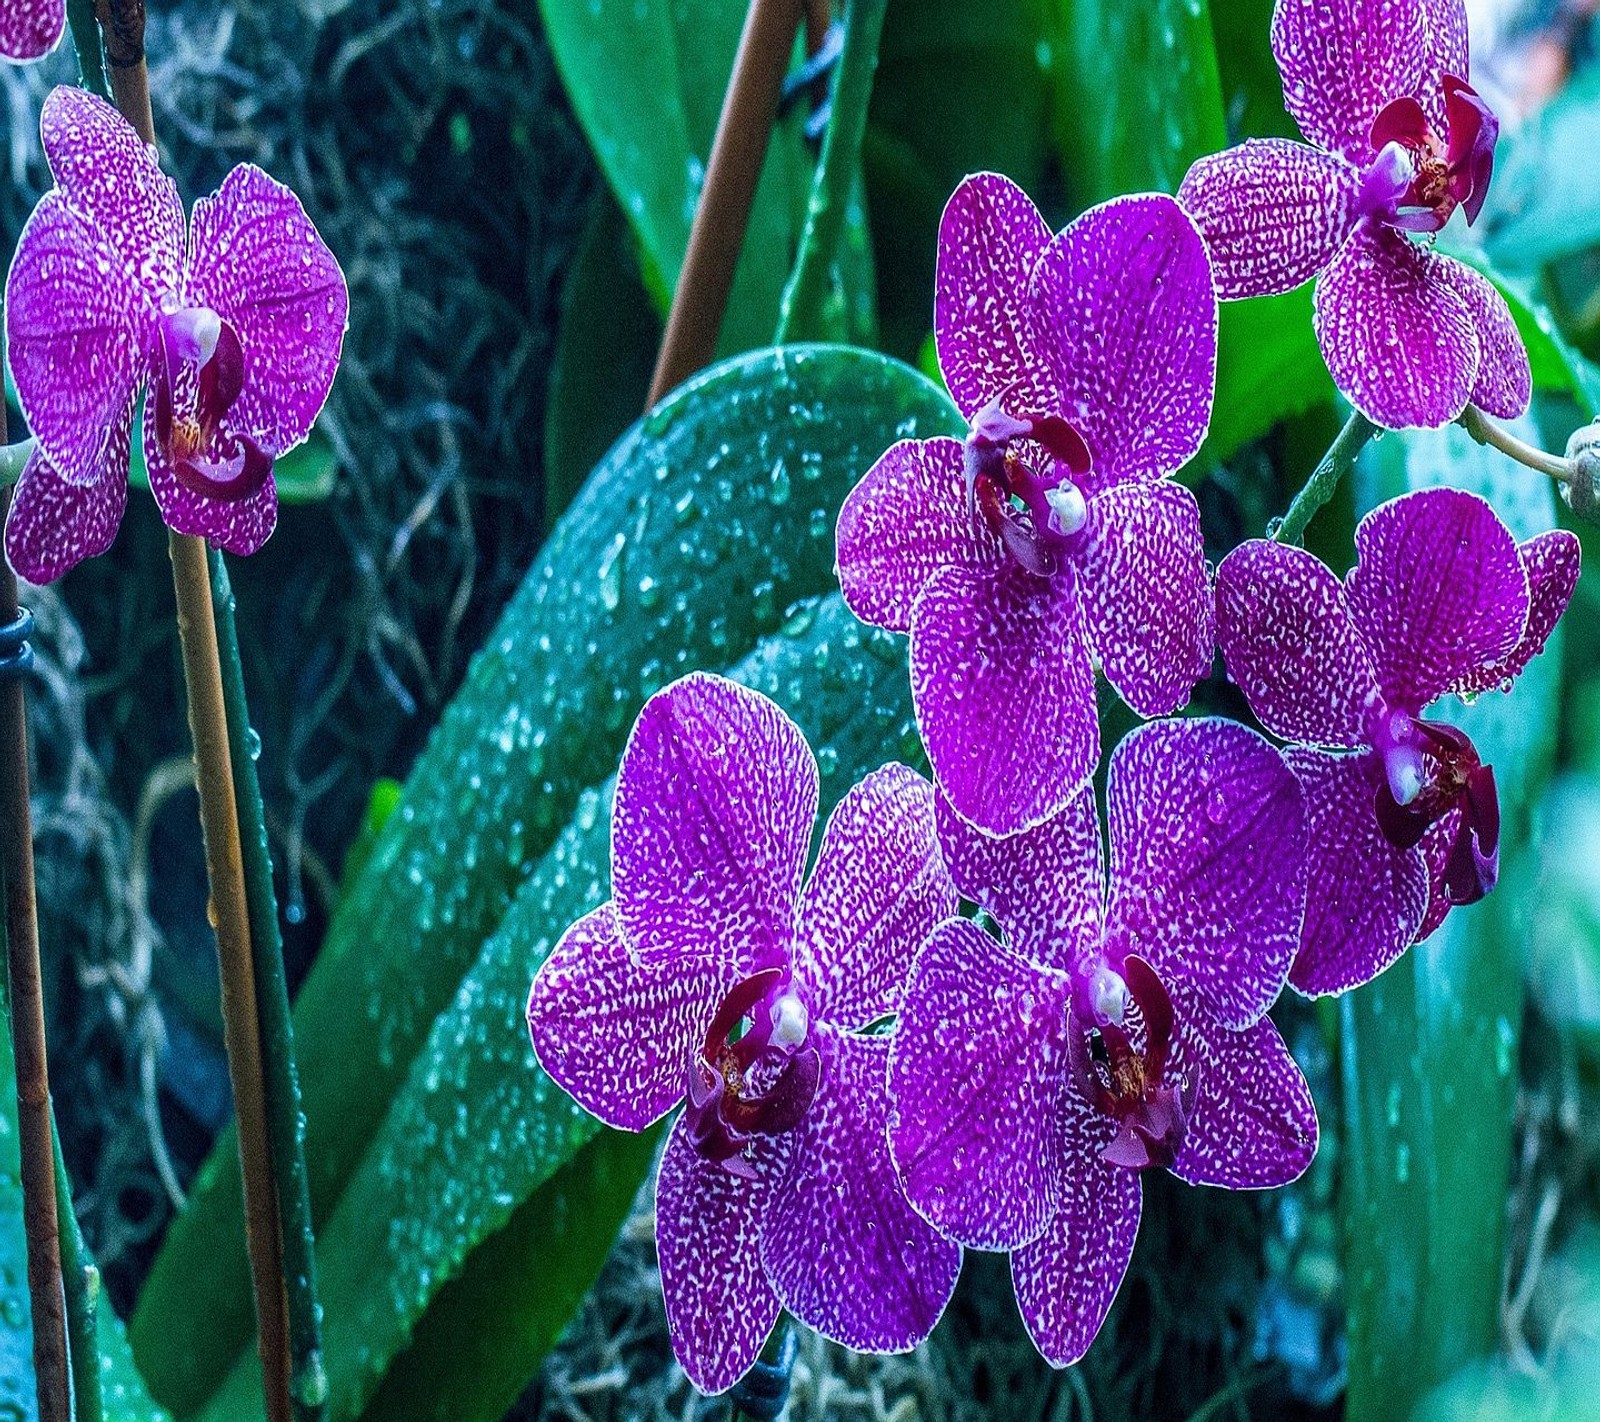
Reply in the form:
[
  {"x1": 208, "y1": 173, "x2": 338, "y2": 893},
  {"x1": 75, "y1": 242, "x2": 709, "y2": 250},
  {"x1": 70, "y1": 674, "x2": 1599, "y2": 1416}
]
[
  {"x1": 1105, "y1": 718, "x2": 1306, "y2": 1031},
  {"x1": 1313, "y1": 223, "x2": 1478, "y2": 429},
  {"x1": 934, "y1": 172, "x2": 1057, "y2": 423},
  {"x1": 613, "y1": 674, "x2": 816, "y2": 972},
  {"x1": 835, "y1": 437, "x2": 1004, "y2": 634},
  {"x1": 910, "y1": 564, "x2": 1095, "y2": 838},
  {"x1": 764, "y1": 1026, "x2": 960, "y2": 1353},
  {"x1": 6, "y1": 193, "x2": 151, "y2": 487},
  {"x1": 1027, "y1": 194, "x2": 1216, "y2": 486},
  {"x1": 1283, "y1": 747, "x2": 1428, "y2": 995},
  {"x1": 5, "y1": 397, "x2": 132, "y2": 583},
  {"x1": 0, "y1": 0, "x2": 63, "y2": 61},
  {"x1": 527, "y1": 902, "x2": 733, "y2": 1132},
  {"x1": 185, "y1": 165, "x2": 348, "y2": 456},
  {"x1": 655, "y1": 1115, "x2": 784, "y2": 1395},
  {"x1": 1271, "y1": 0, "x2": 1431, "y2": 162},
  {"x1": 1074, "y1": 481, "x2": 1213, "y2": 719},
  {"x1": 1455, "y1": 531, "x2": 1580, "y2": 697},
  {"x1": 933, "y1": 785, "x2": 1104, "y2": 976},
  {"x1": 1422, "y1": 0, "x2": 1469, "y2": 86},
  {"x1": 1009, "y1": 1107, "x2": 1140, "y2": 1368},
  {"x1": 1216, "y1": 538, "x2": 1382, "y2": 747},
  {"x1": 1169, "y1": 1016, "x2": 1318, "y2": 1189},
  {"x1": 1178, "y1": 139, "x2": 1360, "y2": 299},
  {"x1": 887, "y1": 917, "x2": 1075, "y2": 1252},
  {"x1": 1416, "y1": 810, "x2": 1458, "y2": 941},
  {"x1": 143, "y1": 418, "x2": 279, "y2": 554},
  {"x1": 791, "y1": 763, "x2": 956, "y2": 1031},
  {"x1": 1345, "y1": 488, "x2": 1529, "y2": 713},
  {"x1": 1430, "y1": 259, "x2": 1531, "y2": 419}
]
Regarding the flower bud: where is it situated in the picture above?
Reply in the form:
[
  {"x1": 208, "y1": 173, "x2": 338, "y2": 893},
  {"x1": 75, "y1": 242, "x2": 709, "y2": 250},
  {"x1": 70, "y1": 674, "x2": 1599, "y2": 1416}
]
[{"x1": 1564, "y1": 421, "x2": 1600, "y2": 525}]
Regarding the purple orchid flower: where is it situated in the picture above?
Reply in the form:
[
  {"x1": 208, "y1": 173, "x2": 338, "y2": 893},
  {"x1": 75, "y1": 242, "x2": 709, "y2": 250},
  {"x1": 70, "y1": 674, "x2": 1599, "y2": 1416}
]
[
  {"x1": 836, "y1": 175, "x2": 1217, "y2": 838},
  {"x1": 3, "y1": 86, "x2": 347, "y2": 582},
  {"x1": 1177, "y1": 0, "x2": 1529, "y2": 430},
  {"x1": 0, "y1": 0, "x2": 62, "y2": 62},
  {"x1": 1217, "y1": 487, "x2": 1580, "y2": 995},
  {"x1": 888, "y1": 717, "x2": 1316, "y2": 1366},
  {"x1": 525, "y1": 673, "x2": 962, "y2": 1393}
]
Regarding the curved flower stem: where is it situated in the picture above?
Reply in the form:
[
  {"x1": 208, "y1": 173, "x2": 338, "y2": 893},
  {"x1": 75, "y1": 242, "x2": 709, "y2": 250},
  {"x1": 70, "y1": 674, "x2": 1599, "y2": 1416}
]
[
  {"x1": 648, "y1": 0, "x2": 806, "y2": 404},
  {"x1": 1272, "y1": 410, "x2": 1380, "y2": 546},
  {"x1": 92, "y1": 6, "x2": 294, "y2": 1415},
  {"x1": 773, "y1": 0, "x2": 887, "y2": 344},
  {"x1": 52, "y1": 1115, "x2": 103, "y2": 1422},
  {"x1": 209, "y1": 547, "x2": 327, "y2": 1421},
  {"x1": 0, "y1": 440, "x2": 36, "y2": 488},
  {"x1": 1458, "y1": 403, "x2": 1574, "y2": 483}
]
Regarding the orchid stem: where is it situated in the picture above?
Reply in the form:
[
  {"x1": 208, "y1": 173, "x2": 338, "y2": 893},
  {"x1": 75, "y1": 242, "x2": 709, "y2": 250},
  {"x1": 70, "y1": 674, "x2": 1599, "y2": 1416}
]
[
  {"x1": 209, "y1": 546, "x2": 327, "y2": 1421},
  {"x1": 774, "y1": 0, "x2": 886, "y2": 345},
  {"x1": 66, "y1": 0, "x2": 110, "y2": 99},
  {"x1": 52, "y1": 1115, "x2": 104, "y2": 1422},
  {"x1": 0, "y1": 455, "x2": 69, "y2": 1422},
  {"x1": 648, "y1": 0, "x2": 807, "y2": 405},
  {"x1": 1458, "y1": 403, "x2": 1573, "y2": 482},
  {"x1": 1272, "y1": 410, "x2": 1379, "y2": 546},
  {"x1": 93, "y1": 4, "x2": 294, "y2": 1414},
  {"x1": 0, "y1": 440, "x2": 36, "y2": 488}
]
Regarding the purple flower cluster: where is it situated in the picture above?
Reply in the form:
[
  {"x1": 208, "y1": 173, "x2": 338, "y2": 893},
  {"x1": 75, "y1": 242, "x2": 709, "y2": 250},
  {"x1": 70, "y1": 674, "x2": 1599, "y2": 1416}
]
[{"x1": 525, "y1": 1, "x2": 1584, "y2": 1388}]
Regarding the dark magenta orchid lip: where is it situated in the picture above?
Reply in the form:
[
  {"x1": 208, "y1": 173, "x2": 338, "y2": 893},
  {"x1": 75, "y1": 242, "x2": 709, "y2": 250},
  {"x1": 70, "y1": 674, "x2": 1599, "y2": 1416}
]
[
  {"x1": 153, "y1": 313, "x2": 274, "y2": 503},
  {"x1": 1364, "y1": 75, "x2": 1499, "y2": 233}
]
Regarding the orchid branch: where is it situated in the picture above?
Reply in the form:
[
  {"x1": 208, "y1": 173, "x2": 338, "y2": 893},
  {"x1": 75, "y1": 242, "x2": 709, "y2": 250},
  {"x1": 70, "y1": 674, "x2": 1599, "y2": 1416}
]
[
  {"x1": 52, "y1": 1116, "x2": 103, "y2": 1422},
  {"x1": 1458, "y1": 403, "x2": 1574, "y2": 483},
  {"x1": 1271, "y1": 409, "x2": 1380, "y2": 546}
]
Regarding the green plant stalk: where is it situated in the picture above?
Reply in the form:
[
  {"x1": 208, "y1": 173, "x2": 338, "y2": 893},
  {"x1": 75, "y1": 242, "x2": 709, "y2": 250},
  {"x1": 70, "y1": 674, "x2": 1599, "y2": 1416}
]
[
  {"x1": 51, "y1": 1115, "x2": 103, "y2": 1422},
  {"x1": 208, "y1": 548, "x2": 326, "y2": 1422},
  {"x1": 773, "y1": 0, "x2": 888, "y2": 344},
  {"x1": 1272, "y1": 409, "x2": 1379, "y2": 545},
  {"x1": 66, "y1": 0, "x2": 109, "y2": 98}
]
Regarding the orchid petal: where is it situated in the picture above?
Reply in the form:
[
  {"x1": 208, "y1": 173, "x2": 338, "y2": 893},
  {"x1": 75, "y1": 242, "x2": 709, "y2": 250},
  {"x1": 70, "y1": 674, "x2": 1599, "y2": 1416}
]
[
  {"x1": 835, "y1": 437, "x2": 1003, "y2": 633},
  {"x1": 655, "y1": 1116, "x2": 785, "y2": 1395},
  {"x1": 1271, "y1": 0, "x2": 1431, "y2": 163},
  {"x1": 792, "y1": 763, "x2": 957, "y2": 1031},
  {"x1": 526, "y1": 903, "x2": 734, "y2": 1132},
  {"x1": 764, "y1": 1027, "x2": 960, "y2": 1352},
  {"x1": 1169, "y1": 1016, "x2": 1318, "y2": 1189},
  {"x1": 0, "y1": 0, "x2": 63, "y2": 60},
  {"x1": 1428, "y1": 259, "x2": 1530, "y2": 420},
  {"x1": 1216, "y1": 538, "x2": 1382, "y2": 747},
  {"x1": 934, "y1": 172, "x2": 1057, "y2": 423},
  {"x1": 1075, "y1": 481, "x2": 1213, "y2": 719},
  {"x1": 1313, "y1": 223, "x2": 1478, "y2": 429},
  {"x1": 185, "y1": 165, "x2": 349, "y2": 456},
  {"x1": 909, "y1": 563, "x2": 1096, "y2": 837},
  {"x1": 887, "y1": 918, "x2": 1075, "y2": 1252},
  {"x1": 1345, "y1": 487, "x2": 1529, "y2": 713},
  {"x1": 1027, "y1": 194, "x2": 1216, "y2": 487},
  {"x1": 1284, "y1": 747, "x2": 1430, "y2": 996},
  {"x1": 1454, "y1": 531, "x2": 1580, "y2": 697},
  {"x1": 933, "y1": 785, "x2": 1104, "y2": 977},
  {"x1": 612, "y1": 673, "x2": 816, "y2": 972},
  {"x1": 1105, "y1": 718, "x2": 1307, "y2": 1031},
  {"x1": 4, "y1": 397, "x2": 132, "y2": 584},
  {"x1": 1178, "y1": 139, "x2": 1360, "y2": 299}
]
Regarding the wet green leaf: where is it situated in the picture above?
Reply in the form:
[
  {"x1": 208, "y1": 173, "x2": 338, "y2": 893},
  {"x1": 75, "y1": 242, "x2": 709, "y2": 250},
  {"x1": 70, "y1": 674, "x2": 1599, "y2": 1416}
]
[
  {"x1": 133, "y1": 345, "x2": 960, "y2": 1413},
  {"x1": 1342, "y1": 421, "x2": 1567, "y2": 1422}
]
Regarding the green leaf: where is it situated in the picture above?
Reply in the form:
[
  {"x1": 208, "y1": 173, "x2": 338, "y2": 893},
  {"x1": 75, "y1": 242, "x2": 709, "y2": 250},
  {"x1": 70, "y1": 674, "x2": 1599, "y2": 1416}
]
[
  {"x1": 1198, "y1": 285, "x2": 1335, "y2": 469},
  {"x1": 1052, "y1": 0, "x2": 1227, "y2": 206},
  {"x1": 1210, "y1": 0, "x2": 1296, "y2": 141},
  {"x1": 535, "y1": 0, "x2": 810, "y2": 357},
  {"x1": 1342, "y1": 421, "x2": 1567, "y2": 1422},
  {"x1": 542, "y1": 193, "x2": 661, "y2": 532},
  {"x1": 132, "y1": 345, "x2": 962, "y2": 1414},
  {"x1": 197, "y1": 592, "x2": 925, "y2": 1422}
]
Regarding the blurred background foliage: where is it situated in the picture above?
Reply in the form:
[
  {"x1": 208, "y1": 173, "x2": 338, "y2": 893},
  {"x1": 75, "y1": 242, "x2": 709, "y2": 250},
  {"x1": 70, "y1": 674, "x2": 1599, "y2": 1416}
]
[{"x1": 0, "y1": 0, "x2": 1598, "y2": 1418}]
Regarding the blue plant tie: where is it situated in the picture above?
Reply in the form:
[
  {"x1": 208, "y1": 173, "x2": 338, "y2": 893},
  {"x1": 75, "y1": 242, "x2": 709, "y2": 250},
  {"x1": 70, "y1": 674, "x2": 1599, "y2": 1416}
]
[
  {"x1": 0, "y1": 608, "x2": 36, "y2": 680},
  {"x1": 780, "y1": 19, "x2": 843, "y2": 146},
  {"x1": 728, "y1": 1322, "x2": 799, "y2": 1421}
]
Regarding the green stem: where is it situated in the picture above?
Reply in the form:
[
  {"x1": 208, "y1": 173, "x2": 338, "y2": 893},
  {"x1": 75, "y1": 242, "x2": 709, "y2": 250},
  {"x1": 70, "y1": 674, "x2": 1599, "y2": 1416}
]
[
  {"x1": 0, "y1": 441, "x2": 35, "y2": 489},
  {"x1": 66, "y1": 0, "x2": 109, "y2": 99},
  {"x1": 207, "y1": 548, "x2": 327, "y2": 1422},
  {"x1": 1272, "y1": 410, "x2": 1379, "y2": 546},
  {"x1": 772, "y1": 0, "x2": 888, "y2": 345},
  {"x1": 1458, "y1": 403, "x2": 1573, "y2": 482},
  {"x1": 50, "y1": 1117, "x2": 102, "y2": 1422}
]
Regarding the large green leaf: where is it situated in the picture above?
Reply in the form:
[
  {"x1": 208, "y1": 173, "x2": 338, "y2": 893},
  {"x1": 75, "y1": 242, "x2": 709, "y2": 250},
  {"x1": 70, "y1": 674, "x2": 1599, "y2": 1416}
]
[
  {"x1": 1210, "y1": 0, "x2": 1295, "y2": 141},
  {"x1": 197, "y1": 592, "x2": 924, "y2": 1421},
  {"x1": 1342, "y1": 422, "x2": 1568, "y2": 1422},
  {"x1": 1052, "y1": 0, "x2": 1227, "y2": 206},
  {"x1": 535, "y1": 0, "x2": 809, "y2": 356},
  {"x1": 132, "y1": 345, "x2": 961, "y2": 1413}
]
